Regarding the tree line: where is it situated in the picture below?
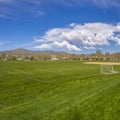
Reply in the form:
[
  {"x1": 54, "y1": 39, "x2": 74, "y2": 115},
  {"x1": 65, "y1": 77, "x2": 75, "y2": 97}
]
[{"x1": 0, "y1": 50, "x2": 120, "y2": 61}]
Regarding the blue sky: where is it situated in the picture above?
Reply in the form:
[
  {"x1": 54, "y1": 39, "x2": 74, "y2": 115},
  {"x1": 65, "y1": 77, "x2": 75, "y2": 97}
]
[{"x1": 0, "y1": 0, "x2": 120, "y2": 53}]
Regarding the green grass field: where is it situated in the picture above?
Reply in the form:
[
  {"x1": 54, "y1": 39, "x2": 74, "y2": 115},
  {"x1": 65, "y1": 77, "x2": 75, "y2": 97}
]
[{"x1": 0, "y1": 61, "x2": 120, "y2": 120}]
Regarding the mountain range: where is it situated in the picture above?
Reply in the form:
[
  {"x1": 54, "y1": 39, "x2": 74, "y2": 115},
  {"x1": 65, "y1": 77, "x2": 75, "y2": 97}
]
[{"x1": 0, "y1": 48, "x2": 68, "y2": 56}]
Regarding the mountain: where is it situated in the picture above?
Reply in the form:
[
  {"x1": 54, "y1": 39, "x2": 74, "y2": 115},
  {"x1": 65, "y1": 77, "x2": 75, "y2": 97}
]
[{"x1": 0, "y1": 48, "x2": 68, "y2": 56}]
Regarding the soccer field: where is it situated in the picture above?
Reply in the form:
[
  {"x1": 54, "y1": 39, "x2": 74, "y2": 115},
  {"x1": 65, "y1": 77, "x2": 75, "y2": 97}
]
[{"x1": 0, "y1": 61, "x2": 120, "y2": 120}]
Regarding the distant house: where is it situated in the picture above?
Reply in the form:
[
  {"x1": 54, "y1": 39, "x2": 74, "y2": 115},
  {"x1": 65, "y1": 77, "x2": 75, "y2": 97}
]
[
  {"x1": 17, "y1": 58, "x2": 24, "y2": 61},
  {"x1": 4, "y1": 58, "x2": 7, "y2": 61},
  {"x1": 62, "y1": 57, "x2": 70, "y2": 60},
  {"x1": 51, "y1": 55, "x2": 58, "y2": 60}
]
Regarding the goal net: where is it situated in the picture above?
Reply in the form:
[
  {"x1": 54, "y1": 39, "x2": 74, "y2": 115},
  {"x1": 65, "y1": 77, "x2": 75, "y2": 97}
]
[{"x1": 100, "y1": 64, "x2": 119, "y2": 74}]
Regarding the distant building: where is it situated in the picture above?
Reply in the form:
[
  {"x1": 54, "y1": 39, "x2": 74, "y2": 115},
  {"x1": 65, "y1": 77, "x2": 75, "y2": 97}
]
[
  {"x1": 51, "y1": 55, "x2": 58, "y2": 60},
  {"x1": 62, "y1": 57, "x2": 70, "y2": 60},
  {"x1": 17, "y1": 58, "x2": 24, "y2": 61}
]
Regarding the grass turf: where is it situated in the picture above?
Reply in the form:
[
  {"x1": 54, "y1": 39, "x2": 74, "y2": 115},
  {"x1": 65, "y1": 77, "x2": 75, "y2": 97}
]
[{"x1": 0, "y1": 60, "x2": 120, "y2": 120}]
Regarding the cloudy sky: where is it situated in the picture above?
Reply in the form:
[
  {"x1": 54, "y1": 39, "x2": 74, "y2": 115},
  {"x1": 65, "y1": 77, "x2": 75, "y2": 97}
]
[{"x1": 0, "y1": 0, "x2": 120, "y2": 53}]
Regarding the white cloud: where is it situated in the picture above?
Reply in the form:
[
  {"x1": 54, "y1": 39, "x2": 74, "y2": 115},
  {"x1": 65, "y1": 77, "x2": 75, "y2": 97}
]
[
  {"x1": 34, "y1": 41, "x2": 81, "y2": 52},
  {"x1": 34, "y1": 22, "x2": 120, "y2": 52},
  {"x1": 84, "y1": 46, "x2": 95, "y2": 50},
  {"x1": 54, "y1": 41, "x2": 81, "y2": 51},
  {"x1": 35, "y1": 44, "x2": 51, "y2": 49}
]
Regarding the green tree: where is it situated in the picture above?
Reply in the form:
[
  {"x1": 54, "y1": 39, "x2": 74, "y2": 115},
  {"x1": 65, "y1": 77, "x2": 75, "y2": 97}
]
[
  {"x1": 90, "y1": 53, "x2": 96, "y2": 60},
  {"x1": 96, "y1": 49, "x2": 103, "y2": 60},
  {"x1": 30, "y1": 56, "x2": 35, "y2": 60},
  {"x1": 105, "y1": 52, "x2": 111, "y2": 60},
  {"x1": 11, "y1": 56, "x2": 17, "y2": 60}
]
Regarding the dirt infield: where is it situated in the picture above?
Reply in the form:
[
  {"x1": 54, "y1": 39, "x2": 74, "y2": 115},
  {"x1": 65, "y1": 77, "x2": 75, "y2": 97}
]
[{"x1": 84, "y1": 62, "x2": 120, "y2": 65}]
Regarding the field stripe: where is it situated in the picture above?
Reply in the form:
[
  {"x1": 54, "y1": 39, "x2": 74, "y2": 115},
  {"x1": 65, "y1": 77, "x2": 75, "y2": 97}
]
[{"x1": 0, "y1": 75, "x2": 120, "y2": 114}]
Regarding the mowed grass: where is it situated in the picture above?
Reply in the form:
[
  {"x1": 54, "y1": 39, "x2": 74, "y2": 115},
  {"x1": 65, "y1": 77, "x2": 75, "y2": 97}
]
[{"x1": 0, "y1": 60, "x2": 120, "y2": 120}]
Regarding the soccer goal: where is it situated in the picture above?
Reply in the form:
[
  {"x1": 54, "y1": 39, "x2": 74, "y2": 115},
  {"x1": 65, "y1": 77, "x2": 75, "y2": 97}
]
[
  {"x1": 100, "y1": 64, "x2": 119, "y2": 74},
  {"x1": 84, "y1": 62, "x2": 120, "y2": 75}
]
